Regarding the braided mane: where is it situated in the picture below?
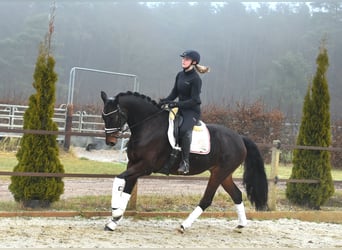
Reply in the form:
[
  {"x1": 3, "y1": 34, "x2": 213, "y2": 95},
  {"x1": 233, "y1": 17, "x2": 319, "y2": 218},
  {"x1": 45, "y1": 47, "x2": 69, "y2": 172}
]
[{"x1": 114, "y1": 91, "x2": 160, "y2": 108}]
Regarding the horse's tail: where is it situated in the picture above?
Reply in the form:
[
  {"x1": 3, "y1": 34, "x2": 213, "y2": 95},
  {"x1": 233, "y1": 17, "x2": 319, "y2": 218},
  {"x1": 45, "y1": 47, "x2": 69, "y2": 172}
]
[{"x1": 242, "y1": 136, "x2": 268, "y2": 211}]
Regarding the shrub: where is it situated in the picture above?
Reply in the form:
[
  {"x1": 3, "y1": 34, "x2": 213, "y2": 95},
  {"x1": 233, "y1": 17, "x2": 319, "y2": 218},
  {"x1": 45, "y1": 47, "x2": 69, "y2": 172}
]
[
  {"x1": 286, "y1": 41, "x2": 334, "y2": 209},
  {"x1": 202, "y1": 100, "x2": 284, "y2": 163},
  {"x1": 9, "y1": 40, "x2": 64, "y2": 208}
]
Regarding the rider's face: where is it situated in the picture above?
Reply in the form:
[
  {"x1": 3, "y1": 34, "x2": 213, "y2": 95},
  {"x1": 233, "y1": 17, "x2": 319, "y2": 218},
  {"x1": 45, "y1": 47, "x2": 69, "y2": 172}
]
[{"x1": 182, "y1": 57, "x2": 193, "y2": 69}]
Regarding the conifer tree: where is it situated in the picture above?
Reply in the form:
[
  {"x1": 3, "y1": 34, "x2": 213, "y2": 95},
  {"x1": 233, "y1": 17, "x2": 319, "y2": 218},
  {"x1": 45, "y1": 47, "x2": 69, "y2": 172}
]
[
  {"x1": 285, "y1": 40, "x2": 334, "y2": 209},
  {"x1": 9, "y1": 4, "x2": 64, "y2": 208}
]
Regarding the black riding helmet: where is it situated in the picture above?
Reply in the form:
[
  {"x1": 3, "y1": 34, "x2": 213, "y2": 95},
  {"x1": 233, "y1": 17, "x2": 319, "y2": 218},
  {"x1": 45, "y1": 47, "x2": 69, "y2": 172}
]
[{"x1": 180, "y1": 50, "x2": 200, "y2": 65}]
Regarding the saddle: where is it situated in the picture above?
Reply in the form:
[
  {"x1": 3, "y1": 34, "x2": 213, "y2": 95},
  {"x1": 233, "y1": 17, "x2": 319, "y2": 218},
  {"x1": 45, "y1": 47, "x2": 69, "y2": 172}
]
[{"x1": 167, "y1": 108, "x2": 210, "y2": 155}]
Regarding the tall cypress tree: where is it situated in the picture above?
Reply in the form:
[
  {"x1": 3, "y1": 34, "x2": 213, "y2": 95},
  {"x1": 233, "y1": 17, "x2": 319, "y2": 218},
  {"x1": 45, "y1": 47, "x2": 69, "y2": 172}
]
[
  {"x1": 9, "y1": 6, "x2": 64, "y2": 208},
  {"x1": 286, "y1": 40, "x2": 334, "y2": 209}
]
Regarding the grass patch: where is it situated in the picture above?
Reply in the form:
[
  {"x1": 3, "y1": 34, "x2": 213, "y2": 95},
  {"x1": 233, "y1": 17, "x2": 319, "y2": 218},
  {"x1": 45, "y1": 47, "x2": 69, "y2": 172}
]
[
  {"x1": 269, "y1": 189, "x2": 342, "y2": 211},
  {"x1": 0, "y1": 196, "x2": 112, "y2": 212},
  {"x1": 51, "y1": 195, "x2": 111, "y2": 211},
  {"x1": 1, "y1": 190, "x2": 340, "y2": 212},
  {"x1": 0, "y1": 200, "x2": 20, "y2": 211},
  {"x1": 233, "y1": 163, "x2": 342, "y2": 180},
  {"x1": 325, "y1": 190, "x2": 342, "y2": 208},
  {"x1": 0, "y1": 190, "x2": 341, "y2": 213},
  {"x1": 0, "y1": 147, "x2": 126, "y2": 175},
  {"x1": 0, "y1": 193, "x2": 240, "y2": 212},
  {"x1": 0, "y1": 137, "x2": 21, "y2": 151}
]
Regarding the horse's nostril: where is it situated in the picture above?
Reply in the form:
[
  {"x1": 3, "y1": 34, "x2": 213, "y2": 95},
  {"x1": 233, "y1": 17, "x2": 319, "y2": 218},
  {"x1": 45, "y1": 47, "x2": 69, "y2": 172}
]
[
  {"x1": 106, "y1": 138, "x2": 117, "y2": 146},
  {"x1": 106, "y1": 141, "x2": 116, "y2": 146}
]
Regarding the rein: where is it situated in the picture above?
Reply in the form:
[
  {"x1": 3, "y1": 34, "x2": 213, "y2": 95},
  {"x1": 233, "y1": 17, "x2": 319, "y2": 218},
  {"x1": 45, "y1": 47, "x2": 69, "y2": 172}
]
[{"x1": 128, "y1": 109, "x2": 165, "y2": 131}]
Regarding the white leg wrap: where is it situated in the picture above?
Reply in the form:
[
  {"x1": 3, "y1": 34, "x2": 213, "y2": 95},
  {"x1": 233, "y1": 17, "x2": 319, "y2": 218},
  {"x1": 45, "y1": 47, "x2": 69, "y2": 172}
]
[
  {"x1": 111, "y1": 177, "x2": 126, "y2": 208},
  {"x1": 181, "y1": 206, "x2": 203, "y2": 229},
  {"x1": 111, "y1": 192, "x2": 131, "y2": 217},
  {"x1": 111, "y1": 177, "x2": 130, "y2": 218},
  {"x1": 235, "y1": 202, "x2": 247, "y2": 227}
]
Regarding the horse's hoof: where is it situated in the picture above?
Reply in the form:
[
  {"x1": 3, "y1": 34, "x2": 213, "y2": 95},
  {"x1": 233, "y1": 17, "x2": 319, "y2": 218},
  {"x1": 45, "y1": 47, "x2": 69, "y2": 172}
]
[
  {"x1": 233, "y1": 225, "x2": 244, "y2": 233},
  {"x1": 177, "y1": 225, "x2": 185, "y2": 234},
  {"x1": 104, "y1": 225, "x2": 114, "y2": 231},
  {"x1": 104, "y1": 219, "x2": 118, "y2": 231}
]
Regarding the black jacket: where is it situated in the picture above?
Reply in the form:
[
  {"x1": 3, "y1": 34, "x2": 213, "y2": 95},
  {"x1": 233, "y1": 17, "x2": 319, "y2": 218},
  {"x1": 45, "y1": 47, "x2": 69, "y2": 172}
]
[{"x1": 162, "y1": 68, "x2": 202, "y2": 115}]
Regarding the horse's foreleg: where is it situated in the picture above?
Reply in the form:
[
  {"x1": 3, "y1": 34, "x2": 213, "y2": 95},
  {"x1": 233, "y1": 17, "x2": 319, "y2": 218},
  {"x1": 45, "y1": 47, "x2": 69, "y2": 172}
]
[
  {"x1": 105, "y1": 177, "x2": 131, "y2": 231},
  {"x1": 111, "y1": 177, "x2": 131, "y2": 218},
  {"x1": 105, "y1": 162, "x2": 146, "y2": 231}
]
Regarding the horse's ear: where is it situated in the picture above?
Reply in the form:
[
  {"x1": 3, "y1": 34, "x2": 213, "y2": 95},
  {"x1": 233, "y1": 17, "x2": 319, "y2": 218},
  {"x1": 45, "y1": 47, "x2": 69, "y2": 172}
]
[{"x1": 101, "y1": 91, "x2": 107, "y2": 103}]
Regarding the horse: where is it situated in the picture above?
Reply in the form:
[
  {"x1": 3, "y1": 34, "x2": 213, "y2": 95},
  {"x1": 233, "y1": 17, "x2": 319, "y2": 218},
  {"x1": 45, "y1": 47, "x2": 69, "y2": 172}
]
[{"x1": 100, "y1": 91, "x2": 268, "y2": 232}]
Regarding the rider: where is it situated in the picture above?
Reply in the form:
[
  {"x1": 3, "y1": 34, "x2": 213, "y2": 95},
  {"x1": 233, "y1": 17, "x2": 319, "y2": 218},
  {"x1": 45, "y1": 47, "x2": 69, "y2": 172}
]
[{"x1": 159, "y1": 50, "x2": 210, "y2": 174}]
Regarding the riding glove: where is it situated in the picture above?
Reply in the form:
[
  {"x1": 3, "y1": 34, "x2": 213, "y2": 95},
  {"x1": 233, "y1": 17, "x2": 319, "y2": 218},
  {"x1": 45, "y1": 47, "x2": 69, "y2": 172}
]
[
  {"x1": 167, "y1": 102, "x2": 178, "y2": 108},
  {"x1": 159, "y1": 99, "x2": 178, "y2": 109}
]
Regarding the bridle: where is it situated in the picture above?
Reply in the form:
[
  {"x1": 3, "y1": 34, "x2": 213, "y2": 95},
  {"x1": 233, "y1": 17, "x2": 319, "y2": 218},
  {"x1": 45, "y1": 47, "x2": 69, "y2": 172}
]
[
  {"x1": 102, "y1": 103, "x2": 166, "y2": 138},
  {"x1": 102, "y1": 104, "x2": 128, "y2": 137}
]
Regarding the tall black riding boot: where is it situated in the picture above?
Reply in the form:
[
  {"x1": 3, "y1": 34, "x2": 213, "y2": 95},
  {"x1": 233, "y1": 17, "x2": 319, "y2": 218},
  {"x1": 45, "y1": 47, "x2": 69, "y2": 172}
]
[
  {"x1": 158, "y1": 149, "x2": 179, "y2": 175},
  {"x1": 178, "y1": 131, "x2": 192, "y2": 175}
]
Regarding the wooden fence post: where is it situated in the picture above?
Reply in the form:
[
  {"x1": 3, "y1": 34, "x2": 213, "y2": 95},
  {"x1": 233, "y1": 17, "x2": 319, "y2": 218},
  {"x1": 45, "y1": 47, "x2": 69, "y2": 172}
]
[
  {"x1": 268, "y1": 140, "x2": 281, "y2": 211},
  {"x1": 63, "y1": 104, "x2": 73, "y2": 151}
]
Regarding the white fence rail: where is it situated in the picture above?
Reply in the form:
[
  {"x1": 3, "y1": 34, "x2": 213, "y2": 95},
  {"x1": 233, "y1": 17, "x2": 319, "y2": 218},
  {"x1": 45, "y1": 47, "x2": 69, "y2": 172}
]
[{"x1": 0, "y1": 104, "x2": 104, "y2": 136}]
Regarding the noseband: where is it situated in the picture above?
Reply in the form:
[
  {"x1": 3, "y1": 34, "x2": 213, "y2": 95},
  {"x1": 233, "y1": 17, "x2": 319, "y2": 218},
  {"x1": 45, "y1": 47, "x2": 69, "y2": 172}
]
[{"x1": 102, "y1": 104, "x2": 128, "y2": 136}]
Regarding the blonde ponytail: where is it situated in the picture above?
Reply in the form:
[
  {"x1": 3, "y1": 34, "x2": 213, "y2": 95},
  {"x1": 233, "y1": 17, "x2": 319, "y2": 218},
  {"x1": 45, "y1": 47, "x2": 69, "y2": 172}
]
[{"x1": 195, "y1": 64, "x2": 210, "y2": 74}]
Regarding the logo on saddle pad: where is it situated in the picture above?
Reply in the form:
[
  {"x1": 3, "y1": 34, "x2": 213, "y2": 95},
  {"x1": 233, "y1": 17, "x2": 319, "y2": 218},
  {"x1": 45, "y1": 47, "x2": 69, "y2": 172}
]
[{"x1": 167, "y1": 108, "x2": 210, "y2": 155}]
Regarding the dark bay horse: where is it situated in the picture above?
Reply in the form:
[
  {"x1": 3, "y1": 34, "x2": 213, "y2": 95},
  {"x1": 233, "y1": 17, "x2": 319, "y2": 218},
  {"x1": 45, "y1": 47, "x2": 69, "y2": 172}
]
[{"x1": 100, "y1": 91, "x2": 268, "y2": 232}]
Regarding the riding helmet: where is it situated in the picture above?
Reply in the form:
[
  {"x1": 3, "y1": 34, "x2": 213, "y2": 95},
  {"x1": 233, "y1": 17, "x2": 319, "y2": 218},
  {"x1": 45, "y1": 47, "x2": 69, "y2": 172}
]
[{"x1": 180, "y1": 50, "x2": 200, "y2": 64}]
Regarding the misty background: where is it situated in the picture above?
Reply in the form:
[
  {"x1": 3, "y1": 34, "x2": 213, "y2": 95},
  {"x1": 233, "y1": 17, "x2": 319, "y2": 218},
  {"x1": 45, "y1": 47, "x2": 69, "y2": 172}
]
[{"x1": 0, "y1": 1, "x2": 341, "y2": 121}]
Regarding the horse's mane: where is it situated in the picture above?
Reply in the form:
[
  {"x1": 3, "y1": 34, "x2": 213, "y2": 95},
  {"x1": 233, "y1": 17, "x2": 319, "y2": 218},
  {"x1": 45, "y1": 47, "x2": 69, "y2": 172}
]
[{"x1": 114, "y1": 91, "x2": 160, "y2": 109}]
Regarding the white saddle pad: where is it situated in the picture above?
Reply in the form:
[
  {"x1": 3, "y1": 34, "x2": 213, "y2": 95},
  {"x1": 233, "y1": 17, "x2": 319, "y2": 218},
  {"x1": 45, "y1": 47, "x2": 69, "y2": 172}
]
[{"x1": 167, "y1": 108, "x2": 210, "y2": 155}]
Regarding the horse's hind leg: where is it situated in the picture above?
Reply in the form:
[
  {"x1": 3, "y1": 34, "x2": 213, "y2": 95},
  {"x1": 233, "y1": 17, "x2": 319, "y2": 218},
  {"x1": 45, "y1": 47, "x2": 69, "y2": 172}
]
[{"x1": 221, "y1": 175, "x2": 247, "y2": 229}]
